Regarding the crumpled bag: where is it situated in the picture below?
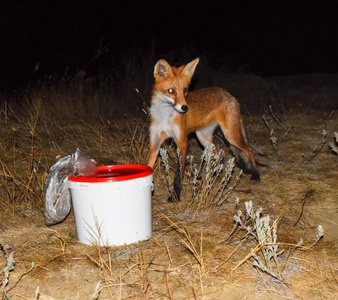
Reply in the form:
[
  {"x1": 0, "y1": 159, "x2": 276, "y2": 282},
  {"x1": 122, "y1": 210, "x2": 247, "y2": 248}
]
[{"x1": 44, "y1": 148, "x2": 98, "y2": 225}]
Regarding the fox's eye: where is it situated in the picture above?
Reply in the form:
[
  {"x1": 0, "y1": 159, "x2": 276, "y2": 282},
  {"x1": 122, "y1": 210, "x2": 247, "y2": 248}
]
[
  {"x1": 168, "y1": 88, "x2": 175, "y2": 94},
  {"x1": 183, "y1": 88, "x2": 188, "y2": 93}
]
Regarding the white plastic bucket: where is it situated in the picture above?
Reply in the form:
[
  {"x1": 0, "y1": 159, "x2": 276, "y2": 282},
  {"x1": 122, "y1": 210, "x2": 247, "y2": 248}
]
[{"x1": 68, "y1": 165, "x2": 153, "y2": 246}]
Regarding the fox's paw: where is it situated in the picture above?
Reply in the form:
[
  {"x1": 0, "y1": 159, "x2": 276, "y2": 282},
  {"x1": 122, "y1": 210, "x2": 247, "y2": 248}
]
[
  {"x1": 167, "y1": 194, "x2": 181, "y2": 203},
  {"x1": 250, "y1": 171, "x2": 260, "y2": 181}
]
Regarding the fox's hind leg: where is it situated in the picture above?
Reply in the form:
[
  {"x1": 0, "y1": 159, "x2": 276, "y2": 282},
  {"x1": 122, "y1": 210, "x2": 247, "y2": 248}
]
[
  {"x1": 195, "y1": 123, "x2": 221, "y2": 162},
  {"x1": 218, "y1": 107, "x2": 260, "y2": 181}
]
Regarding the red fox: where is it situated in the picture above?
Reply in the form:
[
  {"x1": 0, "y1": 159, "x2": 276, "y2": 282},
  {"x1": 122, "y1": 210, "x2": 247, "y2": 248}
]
[{"x1": 147, "y1": 58, "x2": 260, "y2": 201}]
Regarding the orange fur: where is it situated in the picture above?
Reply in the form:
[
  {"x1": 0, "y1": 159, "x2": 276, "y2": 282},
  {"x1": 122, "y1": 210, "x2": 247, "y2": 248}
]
[{"x1": 148, "y1": 58, "x2": 259, "y2": 201}]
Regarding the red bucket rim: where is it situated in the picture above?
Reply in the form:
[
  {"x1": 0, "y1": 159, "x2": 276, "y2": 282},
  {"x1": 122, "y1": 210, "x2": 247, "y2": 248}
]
[{"x1": 68, "y1": 164, "x2": 153, "y2": 183}]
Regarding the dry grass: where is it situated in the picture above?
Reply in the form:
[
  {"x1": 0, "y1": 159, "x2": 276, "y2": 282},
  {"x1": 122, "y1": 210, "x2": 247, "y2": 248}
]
[{"x1": 0, "y1": 74, "x2": 338, "y2": 299}]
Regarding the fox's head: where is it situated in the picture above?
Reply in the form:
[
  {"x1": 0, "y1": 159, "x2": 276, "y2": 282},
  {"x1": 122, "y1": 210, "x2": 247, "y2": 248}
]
[{"x1": 153, "y1": 58, "x2": 199, "y2": 113}]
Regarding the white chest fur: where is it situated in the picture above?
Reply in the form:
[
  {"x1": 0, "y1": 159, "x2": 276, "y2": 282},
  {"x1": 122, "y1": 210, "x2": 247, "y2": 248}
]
[{"x1": 150, "y1": 93, "x2": 181, "y2": 142}]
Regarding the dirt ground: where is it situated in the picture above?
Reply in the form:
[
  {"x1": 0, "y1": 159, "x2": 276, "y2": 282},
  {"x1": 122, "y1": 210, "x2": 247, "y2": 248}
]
[{"x1": 0, "y1": 109, "x2": 337, "y2": 299}]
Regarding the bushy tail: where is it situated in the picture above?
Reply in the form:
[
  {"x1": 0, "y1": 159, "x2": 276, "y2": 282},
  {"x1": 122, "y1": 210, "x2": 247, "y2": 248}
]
[{"x1": 230, "y1": 145, "x2": 260, "y2": 181}]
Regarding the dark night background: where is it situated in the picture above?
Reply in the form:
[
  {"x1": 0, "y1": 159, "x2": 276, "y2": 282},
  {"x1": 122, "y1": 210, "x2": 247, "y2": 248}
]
[{"x1": 1, "y1": 1, "x2": 338, "y2": 93}]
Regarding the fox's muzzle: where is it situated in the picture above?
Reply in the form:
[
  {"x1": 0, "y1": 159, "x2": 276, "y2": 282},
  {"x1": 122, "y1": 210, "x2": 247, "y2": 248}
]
[
  {"x1": 174, "y1": 103, "x2": 189, "y2": 114},
  {"x1": 181, "y1": 105, "x2": 188, "y2": 113}
]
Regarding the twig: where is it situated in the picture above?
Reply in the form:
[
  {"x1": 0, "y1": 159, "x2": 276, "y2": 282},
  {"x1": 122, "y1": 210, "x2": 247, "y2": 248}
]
[
  {"x1": 5, "y1": 262, "x2": 34, "y2": 293},
  {"x1": 165, "y1": 271, "x2": 173, "y2": 300},
  {"x1": 262, "y1": 114, "x2": 272, "y2": 131},
  {"x1": 328, "y1": 132, "x2": 338, "y2": 155},
  {"x1": 302, "y1": 130, "x2": 327, "y2": 162},
  {"x1": 214, "y1": 236, "x2": 249, "y2": 271},
  {"x1": 263, "y1": 115, "x2": 281, "y2": 157},
  {"x1": 269, "y1": 105, "x2": 289, "y2": 131},
  {"x1": 235, "y1": 188, "x2": 252, "y2": 194},
  {"x1": 158, "y1": 209, "x2": 204, "y2": 270},
  {"x1": 293, "y1": 187, "x2": 314, "y2": 227}
]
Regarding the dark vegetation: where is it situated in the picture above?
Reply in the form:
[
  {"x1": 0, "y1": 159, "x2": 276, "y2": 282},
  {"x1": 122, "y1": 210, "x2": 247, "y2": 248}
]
[{"x1": 5, "y1": 50, "x2": 338, "y2": 123}]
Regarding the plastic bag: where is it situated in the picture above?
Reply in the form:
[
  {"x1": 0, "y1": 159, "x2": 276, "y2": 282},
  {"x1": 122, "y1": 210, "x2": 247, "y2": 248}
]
[{"x1": 44, "y1": 148, "x2": 98, "y2": 225}]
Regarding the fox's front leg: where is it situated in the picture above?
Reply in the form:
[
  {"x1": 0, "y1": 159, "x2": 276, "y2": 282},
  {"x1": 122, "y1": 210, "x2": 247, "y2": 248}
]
[
  {"x1": 169, "y1": 137, "x2": 188, "y2": 202},
  {"x1": 147, "y1": 134, "x2": 163, "y2": 168}
]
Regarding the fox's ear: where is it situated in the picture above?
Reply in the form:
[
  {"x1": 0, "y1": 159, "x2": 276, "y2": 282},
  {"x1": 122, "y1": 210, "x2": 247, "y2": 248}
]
[
  {"x1": 183, "y1": 58, "x2": 199, "y2": 78},
  {"x1": 154, "y1": 59, "x2": 173, "y2": 78}
]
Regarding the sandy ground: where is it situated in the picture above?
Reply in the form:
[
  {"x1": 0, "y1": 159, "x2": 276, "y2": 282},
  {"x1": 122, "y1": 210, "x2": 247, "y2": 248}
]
[{"x1": 0, "y1": 111, "x2": 337, "y2": 299}]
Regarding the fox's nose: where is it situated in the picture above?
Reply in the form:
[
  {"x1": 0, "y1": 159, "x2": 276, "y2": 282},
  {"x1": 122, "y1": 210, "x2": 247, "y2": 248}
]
[{"x1": 181, "y1": 105, "x2": 188, "y2": 113}]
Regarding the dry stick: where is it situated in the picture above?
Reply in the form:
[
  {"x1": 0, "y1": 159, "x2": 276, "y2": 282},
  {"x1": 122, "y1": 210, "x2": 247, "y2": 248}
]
[
  {"x1": 8, "y1": 104, "x2": 22, "y2": 123},
  {"x1": 302, "y1": 131, "x2": 327, "y2": 162},
  {"x1": 232, "y1": 243, "x2": 262, "y2": 271},
  {"x1": 331, "y1": 267, "x2": 338, "y2": 285},
  {"x1": 138, "y1": 250, "x2": 151, "y2": 293},
  {"x1": 95, "y1": 282, "x2": 132, "y2": 299},
  {"x1": 14, "y1": 294, "x2": 30, "y2": 300},
  {"x1": 121, "y1": 263, "x2": 138, "y2": 278},
  {"x1": 181, "y1": 238, "x2": 204, "y2": 268},
  {"x1": 165, "y1": 242, "x2": 173, "y2": 269},
  {"x1": 198, "y1": 264, "x2": 204, "y2": 296},
  {"x1": 270, "y1": 214, "x2": 284, "y2": 274},
  {"x1": 217, "y1": 170, "x2": 242, "y2": 207},
  {"x1": 225, "y1": 223, "x2": 242, "y2": 244},
  {"x1": 0, "y1": 160, "x2": 37, "y2": 201},
  {"x1": 85, "y1": 220, "x2": 116, "y2": 296},
  {"x1": 263, "y1": 115, "x2": 281, "y2": 158},
  {"x1": 78, "y1": 126, "x2": 89, "y2": 150},
  {"x1": 30, "y1": 129, "x2": 35, "y2": 172},
  {"x1": 107, "y1": 247, "x2": 113, "y2": 279},
  {"x1": 235, "y1": 188, "x2": 252, "y2": 194},
  {"x1": 262, "y1": 114, "x2": 272, "y2": 131},
  {"x1": 165, "y1": 271, "x2": 173, "y2": 300},
  {"x1": 5, "y1": 262, "x2": 34, "y2": 293},
  {"x1": 24, "y1": 157, "x2": 41, "y2": 198},
  {"x1": 269, "y1": 105, "x2": 289, "y2": 131},
  {"x1": 281, "y1": 247, "x2": 296, "y2": 275},
  {"x1": 127, "y1": 122, "x2": 138, "y2": 163},
  {"x1": 192, "y1": 285, "x2": 198, "y2": 300},
  {"x1": 293, "y1": 187, "x2": 314, "y2": 227},
  {"x1": 119, "y1": 271, "x2": 123, "y2": 300},
  {"x1": 156, "y1": 208, "x2": 186, "y2": 236},
  {"x1": 157, "y1": 209, "x2": 204, "y2": 268},
  {"x1": 101, "y1": 251, "x2": 114, "y2": 299},
  {"x1": 214, "y1": 236, "x2": 249, "y2": 271}
]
